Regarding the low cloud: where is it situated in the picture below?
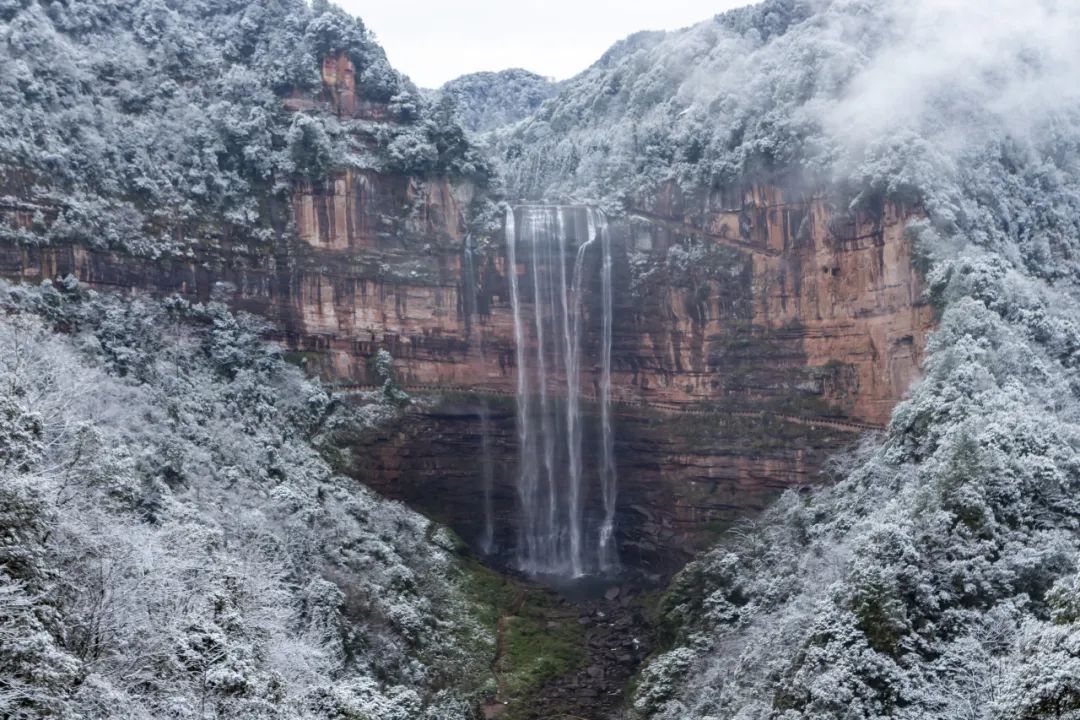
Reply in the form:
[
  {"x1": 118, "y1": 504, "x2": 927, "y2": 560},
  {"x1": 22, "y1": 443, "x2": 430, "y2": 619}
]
[{"x1": 822, "y1": 0, "x2": 1080, "y2": 152}]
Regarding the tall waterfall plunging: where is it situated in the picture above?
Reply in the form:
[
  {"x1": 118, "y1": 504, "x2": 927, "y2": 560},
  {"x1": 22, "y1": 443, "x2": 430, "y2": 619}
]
[{"x1": 504, "y1": 205, "x2": 618, "y2": 578}]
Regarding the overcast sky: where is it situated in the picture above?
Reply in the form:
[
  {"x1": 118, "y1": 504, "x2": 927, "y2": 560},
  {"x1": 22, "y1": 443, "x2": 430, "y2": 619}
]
[{"x1": 335, "y1": 1, "x2": 749, "y2": 88}]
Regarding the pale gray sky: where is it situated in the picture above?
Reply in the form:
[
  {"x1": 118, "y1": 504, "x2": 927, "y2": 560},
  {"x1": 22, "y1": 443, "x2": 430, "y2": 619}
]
[{"x1": 336, "y1": 1, "x2": 749, "y2": 88}]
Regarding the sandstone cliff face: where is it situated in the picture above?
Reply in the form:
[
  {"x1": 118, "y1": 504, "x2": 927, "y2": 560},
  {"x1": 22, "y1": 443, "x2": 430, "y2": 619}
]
[
  {"x1": 0, "y1": 54, "x2": 934, "y2": 575},
  {"x1": 288, "y1": 182, "x2": 931, "y2": 425},
  {"x1": 625, "y1": 182, "x2": 933, "y2": 426}
]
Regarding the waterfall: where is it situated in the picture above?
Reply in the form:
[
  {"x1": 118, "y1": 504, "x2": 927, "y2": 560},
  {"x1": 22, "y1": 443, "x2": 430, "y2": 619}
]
[
  {"x1": 598, "y1": 220, "x2": 618, "y2": 570},
  {"x1": 462, "y1": 234, "x2": 478, "y2": 334},
  {"x1": 479, "y1": 401, "x2": 495, "y2": 556},
  {"x1": 504, "y1": 208, "x2": 539, "y2": 566},
  {"x1": 504, "y1": 205, "x2": 619, "y2": 578}
]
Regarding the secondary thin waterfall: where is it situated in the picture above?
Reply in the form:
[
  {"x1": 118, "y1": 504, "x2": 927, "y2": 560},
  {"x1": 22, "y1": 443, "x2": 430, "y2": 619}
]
[
  {"x1": 598, "y1": 221, "x2": 617, "y2": 570},
  {"x1": 462, "y1": 233, "x2": 478, "y2": 335},
  {"x1": 504, "y1": 205, "x2": 619, "y2": 577},
  {"x1": 479, "y1": 401, "x2": 495, "y2": 556}
]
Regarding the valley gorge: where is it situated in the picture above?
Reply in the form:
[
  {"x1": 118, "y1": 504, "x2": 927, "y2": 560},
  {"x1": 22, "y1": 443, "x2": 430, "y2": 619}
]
[
  {"x1": 0, "y1": 53, "x2": 935, "y2": 575},
  {"x1": 5, "y1": 1, "x2": 1075, "y2": 719},
  {"x1": 0, "y1": 45, "x2": 933, "y2": 717},
  {"x1": 0, "y1": 127, "x2": 933, "y2": 582}
]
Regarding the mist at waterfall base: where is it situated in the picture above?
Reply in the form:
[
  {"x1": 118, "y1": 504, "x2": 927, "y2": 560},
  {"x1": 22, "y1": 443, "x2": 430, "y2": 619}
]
[{"x1": 469, "y1": 206, "x2": 620, "y2": 589}]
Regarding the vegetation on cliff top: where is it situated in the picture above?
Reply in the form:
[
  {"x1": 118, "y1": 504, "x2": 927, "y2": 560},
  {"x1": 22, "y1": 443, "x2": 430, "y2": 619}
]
[{"x1": 0, "y1": 0, "x2": 492, "y2": 256}]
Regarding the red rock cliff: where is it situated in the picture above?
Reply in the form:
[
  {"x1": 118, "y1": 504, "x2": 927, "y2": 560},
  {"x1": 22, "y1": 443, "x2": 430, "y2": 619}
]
[{"x1": 0, "y1": 56, "x2": 934, "y2": 574}]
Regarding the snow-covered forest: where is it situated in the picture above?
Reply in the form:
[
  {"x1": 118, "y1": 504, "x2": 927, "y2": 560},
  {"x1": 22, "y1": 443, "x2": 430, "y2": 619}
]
[
  {"x1": 0, "y1": 0, "x2": 490, "y2": 256},
  {"x1": 435, "y1": 70, "x2": 556, "y2": 134},
  {"x1": 0, "y1": 279, "x2": 496, "y2": 718}
]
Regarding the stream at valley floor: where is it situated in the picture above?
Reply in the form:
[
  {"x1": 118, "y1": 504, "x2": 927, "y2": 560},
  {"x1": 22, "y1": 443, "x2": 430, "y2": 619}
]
[
  {"x1": 476, "y1": 204, "x2": 655, "y2": 718},
  {"x1": 477, "y1": 568, "x2": 659, "y2": 720}
]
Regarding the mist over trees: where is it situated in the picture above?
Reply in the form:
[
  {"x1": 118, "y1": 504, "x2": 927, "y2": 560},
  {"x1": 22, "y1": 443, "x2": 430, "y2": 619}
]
[{"x1": 495, "y1": 0, "x2": 1080, "y2": 235}]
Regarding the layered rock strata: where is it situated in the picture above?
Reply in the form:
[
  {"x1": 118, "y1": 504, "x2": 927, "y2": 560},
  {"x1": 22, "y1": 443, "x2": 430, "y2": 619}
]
[{"x1": 0, "y1": 54, "x2": 934, "y2": 574}]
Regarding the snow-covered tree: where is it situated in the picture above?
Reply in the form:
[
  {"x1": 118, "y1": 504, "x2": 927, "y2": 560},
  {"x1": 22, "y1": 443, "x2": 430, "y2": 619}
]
[{"x1": 0, "y1": 279, "x2": 496, "y2": 718}]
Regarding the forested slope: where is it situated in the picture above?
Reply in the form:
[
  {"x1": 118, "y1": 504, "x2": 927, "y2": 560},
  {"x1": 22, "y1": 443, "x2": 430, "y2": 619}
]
[
  {"x1": 0, "y1": 1, "x2": 504, "y2": 716},
  {"x1": 437, "y1": 69, "x2": 556, "y2": 134},
  {"x1": 0, "y1": 278, "x2": 495, "y2": 718}
]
